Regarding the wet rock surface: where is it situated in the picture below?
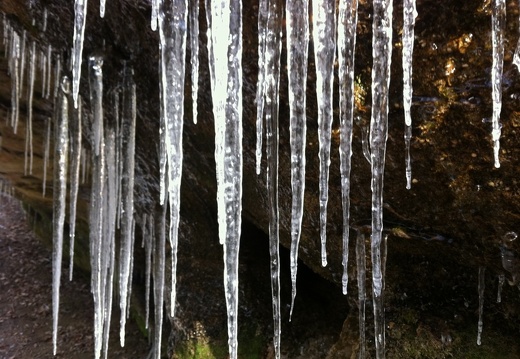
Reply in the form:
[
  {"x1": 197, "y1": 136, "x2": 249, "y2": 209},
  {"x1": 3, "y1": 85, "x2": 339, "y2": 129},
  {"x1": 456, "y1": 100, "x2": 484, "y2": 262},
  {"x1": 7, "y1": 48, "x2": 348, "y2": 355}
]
[{"x1": 1, "y1": 0, "x2": 520, "y2": 357}]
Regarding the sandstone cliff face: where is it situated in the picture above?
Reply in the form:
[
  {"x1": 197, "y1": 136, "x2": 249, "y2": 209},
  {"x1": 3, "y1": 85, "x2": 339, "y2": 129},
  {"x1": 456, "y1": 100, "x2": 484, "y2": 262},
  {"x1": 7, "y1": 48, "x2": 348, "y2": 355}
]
[{"x1": 1, "y1": 0, "x2": 520, "y2": 357}]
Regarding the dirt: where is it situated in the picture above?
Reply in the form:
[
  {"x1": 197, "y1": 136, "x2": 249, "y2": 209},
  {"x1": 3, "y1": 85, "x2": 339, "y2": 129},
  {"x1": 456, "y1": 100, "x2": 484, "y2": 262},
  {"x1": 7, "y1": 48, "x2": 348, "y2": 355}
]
[{"x1": 0, "y1": 194, "x2": 150, "y2": 359}]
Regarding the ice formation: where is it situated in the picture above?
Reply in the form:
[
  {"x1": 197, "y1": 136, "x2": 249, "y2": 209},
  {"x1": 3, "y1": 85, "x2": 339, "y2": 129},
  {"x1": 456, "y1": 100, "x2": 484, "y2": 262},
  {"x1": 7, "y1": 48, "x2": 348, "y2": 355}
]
[
  {"x1": 402, "y1": 0, "x2": 417, "y2": 189},
  {"x1": 286, "y1": 0, "x2": 309, "y2": 318},
  {"x1": 370, "y1": 0, "x2": 393, "y2": 357},
  {"x1": 491, "y1": 0, "x2": 505, "y2": 168},
  {"x1": 52, "y1": 76, "x2": 70, "y2": 355},
  {"x1": 2, "y1": 1, "x2": 516, "y2": 358},
  {"x1": 337, "y1": 0, "x2": 358, "y2": 295},
  {"x1": 312, "y1": 0, "x2": 336, "y2": 268}
]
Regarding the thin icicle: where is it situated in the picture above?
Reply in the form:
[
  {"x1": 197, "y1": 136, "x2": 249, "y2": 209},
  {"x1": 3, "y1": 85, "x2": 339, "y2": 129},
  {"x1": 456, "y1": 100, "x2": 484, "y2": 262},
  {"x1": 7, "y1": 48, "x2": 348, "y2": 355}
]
[
  {"x1": 144, "y1": 214, "x2": 154, "y2": 329},
  {"x1": 491, "y1": 0, "x2": 505, "y2": 168},
  {"x1": 43, "y1": 7, "x2": 48, "y2": 32},
  {"x1": 46, "y1": 45, "x2": 52, "y2": 99},
  {"x1": 513, "y1": 0, "x2": 520, "y2": 70},
  {"x1": 312, "y1": 0, "x2": 336, "y2": 267},
  {"x1": 403, "y1": 0, "x2": 417, "y2": 189},
  {"x1": 88, "y1": 55, "x2": 105, "y2": 359},
  {"x1": 25, "y1": 41, "x2": 36, "y2": 176},
  {"x1": 9, "y1": 30, "x2": 20, "y2": 134},
  {"x1": 157, "y1": 0, "x2": 188, "y2": 321},
  {"x1": 43, "y1": 116, "x2": 51, "y2": 197},
  {"x1": 151, "y1": 0, "x2": 158, "y2": 31},
  {"x1": 153, "y1": 204, "x2": 166, "y2": 359},
  {"x1": 72, "y1": 0, "x2": 88, "y2": 108},
  {"x1": 356, "y1": 229, "x2": 366, "y2": 359},
  {"x1": 264, "y1": 0, "x2": 283, "y2": 355},
  {"x1": 338, "y1": 0, "x2": 358, "y2": 295},
  {"x1": 370, "y1": 0, "x2": 393, "y2": 357},
  {"x1": 189, "y1": 0, "x2": 199, "y2": 124},
  {"x1": 286, "y1": 0, "x2": 309, "y2": 319},
  {"x1": 100, "y1": 0, "x2": 106, "y2": 17},
  {"x1": 477, "y1": 266, "x2": 486, "y2": 345},
  {"x1": 255, "y1": 0, "x2": 268, "y2": 175},
  {"x1": 69, "y1": 96, "x2": 82, "y2": 280},
  {"x1": 19, "y1": 30, "x2": 25, "y2": 99},
  {"x1": 497, "y1": 273, "x2": 505, "y2": 303},
  {"x1": 102, "y1": 124, "x2": 117, "y2": 359},
  {"x1": 52, "y1": 76, "x2": 70, "y2": 356},
  {"x1": 119, "y1": 67, "x2": 136, "y2": 346},
  {"x1": 41, "y1": 49, "x2": 47, "y2": 98}
]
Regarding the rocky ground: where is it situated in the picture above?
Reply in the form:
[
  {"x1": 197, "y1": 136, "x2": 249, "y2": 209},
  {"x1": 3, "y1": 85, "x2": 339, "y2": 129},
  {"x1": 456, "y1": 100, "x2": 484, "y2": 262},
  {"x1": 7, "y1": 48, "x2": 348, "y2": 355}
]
[{"x1": 0, "y1": 193, "x2": 150, "y2": 359}]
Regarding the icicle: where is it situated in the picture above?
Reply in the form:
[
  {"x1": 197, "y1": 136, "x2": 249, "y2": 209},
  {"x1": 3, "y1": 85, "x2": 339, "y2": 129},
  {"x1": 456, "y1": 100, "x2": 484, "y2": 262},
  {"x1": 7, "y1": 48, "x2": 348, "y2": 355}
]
[
  {"x1": 189, "y1": 0, "x2": 199, "y2": 124},
  {"x1": 312, "y1": 0, "x2": 336, "y2": 267},
  {"x1": 52, "y1": 76, "x2": 70, "y2": 355},
  {"x1": 263, "y1": 0, "x2": 283, "y2": 355},
  {"x1": 9, "y1": 30, "x2": 20, "y2": 134},
  {"x1": 157, "y1": 0, "x2": 188, "y2": 323},
  {"x1": 100, "y1": 0, "x2": 106, "y2": 17},
  {"x1": 153, "y1": 205, "x2": 166, "y2": 359},
  {"x1": 513, "y1": 0, "x2": 520, "y2": 70},
  {"x1": 19, "y1": 30, "x2": 25, "y2": 99},
  {"x1": 338, "y1": 0, "x2": 358, "y2": 295},
  {"x1": 119, "y1": 67, "x2": 136, "y2": 346},
  {"x1": 371, "y1": 0, "x2": 393, "y2": 357},
  {"x1": 69, "y1": 96, "x2": 82, "y2": 280},
  {"x1": 43, "y1": 116, "x2": 51, "y2": 196},
  {"x1": 497, "y1": 273, "x2": 505, "y2": 303},
  {"x1": 491, "y1": 0, "x2": 505, "y2": 168},
  {"x1": 207, "y1": 0, "x2": 243, "y2": 356},
  {"x1": 43, "y1": 7, "x2": 48, "y2": 32},
  {"x1": 255, "y1": 0, "x2": 268, "y2": 175},
  {"x1": 41, "y1": 49, "x2": 47, "y2": 98},
  {"x1": 26, "y1": 41, "x2": 36, "y2": 175},
  {"x1": 88, "y1": 55, "x2": 105, "y2": 359},
  {"x1": 286, "y1": 0, "x2": 309, "y2": 319},
  {"x1": 403, "y1": 0, "x2": 417, "y2": 189},
  {"x1": 477, "y1": 266, "x2": 486, "y2": 345},
  {"x1": 101, "y1": 123, "x2": 117, "y2": 359},
  {"x1": 151, "y1": 0, "x2": 158, "y2": 31},
  {"x1": 46, "y1": 45, "x2": 52, "y2": 99},
  {"x1": 72, "y1": 0, "x2": 88, "y2": 108},
  {"x1": 144, "y1": 214, "x2": 154, "y2": 329},
  {"x1": 356, "y1": 229, "x2": 366, "y2": 359}
]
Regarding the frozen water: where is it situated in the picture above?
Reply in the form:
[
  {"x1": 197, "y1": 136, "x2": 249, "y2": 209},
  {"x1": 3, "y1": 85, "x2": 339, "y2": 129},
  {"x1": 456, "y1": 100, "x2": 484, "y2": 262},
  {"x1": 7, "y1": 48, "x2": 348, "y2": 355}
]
[
  {"x1": 286, "y1": 0, "x2": 309, "y2": 318},
  {"x1": 52, "y1": 76, "x2": 70, "y2": 355},
  {"x1": 491, "y1": 0, "x2": 505, "y2": 168},
  {"x1": 338, "y1": 0, "x2": 359, "y2": 295},
  {"x1": 370, "y1": 0, "x2": 393, "y2": 357},
  {"x1": 69, "y1": 96, "x2": 82, "y2": 280},
  {"x1": 403, "y1": 0, "x2": 417, "y2": 189},
  {"x1": 189, "y1": 0, "x2": 199, "y2": 124},
  {"x1": 72, "y1": 0, "x2": 88, "y2": 108},
  {"x1": 312, "y1": 0, "x2": 336, "y2": 267}
]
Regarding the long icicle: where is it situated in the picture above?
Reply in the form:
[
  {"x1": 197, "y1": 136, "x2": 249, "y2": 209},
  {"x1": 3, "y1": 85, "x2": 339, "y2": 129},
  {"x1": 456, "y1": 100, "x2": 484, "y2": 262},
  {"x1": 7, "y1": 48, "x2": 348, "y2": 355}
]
[
  {"x1": 157, "y1": 0, "x2": 188, "y2": 321},
  {"x1": 69, "y1": 96, "x2": 83, "y2": 280},
  {"x1": 312, "y1": 0, "x2": 336, "y2": 267},
  {"x1": 255, "y1": 0, "x2": 268, "y2": 175},
  {"x1": 264, "y1": 0, "x2": 283, "y2": 355},
  {"x1": 286, "y1": 0, "x2": 309, "y2": 319},
  {"x1": 370, "y1": 0, "x2": 393, "y2": 357},
  {"x1": 72, "y1": 0, "x2": 88, "y2": 108},
  {"x1": 403, "y1": 0, "x2": 417, "y2": 188},
  {"x1": 88, "y1": 55, "x2": 105, "y2": 359},
  {"x1": 25, "y1": 41, "x2": 36, "y2": 176},
  {"x1": 52, "y1": 76, "x2": 70, "y2": 356},
  {"x1": 119, "y1": 66, "x2": 136, "y2": 346},
  {"x1": 356, "y1": 229, "x2": 366, "y2": 358},
  {"x1": 208, "y1": 0, "x2": 243, "y2": 356},
  {"x1": 338, "y1": 0, "x2": 359, "y2": 295},
  {"x1": 491, "y1": 0, "x2": 505, "y2": 168},
  {"x1": 189, "y1": 0, "x2": 199, "y2": 124}
]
